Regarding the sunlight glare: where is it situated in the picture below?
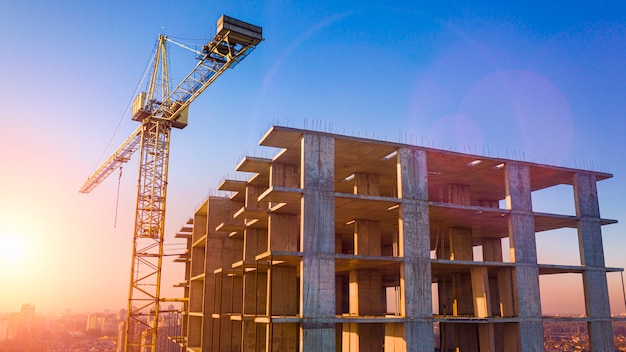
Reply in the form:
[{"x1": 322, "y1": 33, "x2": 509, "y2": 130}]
[{"x1": 0, "y1": 233, "x2": 26, "y2": 263}]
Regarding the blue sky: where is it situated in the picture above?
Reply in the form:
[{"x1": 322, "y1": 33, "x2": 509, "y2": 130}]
[{"x1": 1, "y1": 1, "x2": 625, "y2": 314}]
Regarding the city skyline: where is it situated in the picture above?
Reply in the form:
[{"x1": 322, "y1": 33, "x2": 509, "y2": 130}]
[
  {"x1": 1, "y1": 0, "x2": 626, "y2": 316},
  {"x1": 4, "y1": 303, "x2": 626, "y2": 351}
]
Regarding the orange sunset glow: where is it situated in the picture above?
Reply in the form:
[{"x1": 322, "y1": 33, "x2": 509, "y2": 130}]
[{"x1": 2, "y1": 1, "x2": 626, "y2": 351}]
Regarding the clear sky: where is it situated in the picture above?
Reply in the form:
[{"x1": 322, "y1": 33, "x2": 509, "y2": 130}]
[{"x1": 1, "y1": 0, "x2": 626, "y2": 316}]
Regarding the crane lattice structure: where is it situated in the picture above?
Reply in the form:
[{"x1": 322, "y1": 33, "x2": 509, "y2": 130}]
[{"x1": 79, "y1": 15, "x2": 262, "y2": 352}]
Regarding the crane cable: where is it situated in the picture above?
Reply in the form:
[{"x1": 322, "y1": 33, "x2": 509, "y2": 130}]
[
  {"x1": 114, "y1": 166, "x2": 123, "y2": 228},
  {"x1": 90, "y1": 41, "x2": 159, "y2": 175}
]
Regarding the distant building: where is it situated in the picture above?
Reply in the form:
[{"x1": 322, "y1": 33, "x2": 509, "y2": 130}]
[
  {"x1": 86, "y1": 312, "x2": 117, "y2": 336},
  {"x1": 116, "y1": 319, "x2": 125, "y2": 352},
  {"x1": 16, "y1": 304, "x2": 35, "y2": 340},
  {"x1": 0, "y1": 316, "x2": 8, "y2": 341},
  {"x1": 171, "y1": 126, "x2": 620, "y2": 351},
  {"x1": 117, "y1": 308, "x2": 126, "y2": 322},
  {"x1": 160, "y1": 306, "x2": 183, "y2": 352}
]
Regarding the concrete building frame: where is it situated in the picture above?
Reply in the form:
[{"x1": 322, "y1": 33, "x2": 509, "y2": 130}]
[{"x1": 172, "y1": 125, "x2": 620, "y2": 351}]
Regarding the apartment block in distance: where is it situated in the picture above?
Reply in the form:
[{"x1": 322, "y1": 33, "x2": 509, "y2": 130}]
[{"x1": 172, "y1": 125, "x2": 620, "y2": 351}]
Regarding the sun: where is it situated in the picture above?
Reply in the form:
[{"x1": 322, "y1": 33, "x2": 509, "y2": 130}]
[{"x1": 0, "y1": 233, "x2": 26, "y2": 263}]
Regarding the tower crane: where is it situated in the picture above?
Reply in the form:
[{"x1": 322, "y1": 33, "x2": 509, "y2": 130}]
[{"x1": 79, "y1": 15, "x2": 262, "y2": 352}]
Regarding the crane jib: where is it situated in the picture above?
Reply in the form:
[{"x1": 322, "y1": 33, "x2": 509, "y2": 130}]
[{"x1": 80, "y1": 14, "x2": 262, "y2": 194}]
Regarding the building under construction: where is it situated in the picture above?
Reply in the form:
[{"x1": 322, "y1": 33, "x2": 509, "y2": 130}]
[{"x1": 172, "y1": 125, "x2": 620, "y2": 351}]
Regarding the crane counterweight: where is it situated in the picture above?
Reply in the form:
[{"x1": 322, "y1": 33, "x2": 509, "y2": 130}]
[{"x1": 216, "y1": 15, "x2": 263, "y2": 46}]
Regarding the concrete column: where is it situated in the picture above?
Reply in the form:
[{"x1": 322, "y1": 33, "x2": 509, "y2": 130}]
[
  {"x1": 336, "y1": 273, "x2": 346, "y2": 315},
  {"x1": 503, "y1": 323, "x2": 520, "y2": 352},
  {"x1": 344, "y1": 218, "x2": 385, "y2": 349},
  {"x1": 449, "y1": 227, "x2": 473, "y2": 261},
  {"x1": 349, "y1": 269, "x2": 383, "y2": 315},
  {"x1": 478, "y1": 324, "x2": 496, "y2": 352},
  {"x1": 448, "y1": 183, "x2": 471, "y2": 205},
  {"x1": 343, "y1": 322, "x2": 385, "y2": 352},
  {"x1": 354, "y1": 172, "x2": 380, "y2": 196},
  {"x1": 300, "y1": 133, "x2": 336, "y2": 351},
  {"x1": 482, "y1": 238, "x2": 503, "y2": 262},
  {"x1": 245, "y1": 183, "x2": 265, "y2": 211},
  {"x1": 344, "y1": 173, "x2": 386, "y2": 350},
  {"x1": 505, "y1": 162, "x2": 543, "y2": 351},
  {"x1": 453, "y1": 324, "x2": 479, "y2": 351},
  {"x1": 473, "y1": 268, "x2": 496, "y2": 352},
  {"x1": 384, "y1": 323, "x2": 404, "y2": 351},
  {"x1": 573, "y1": 172, "x2": 614, "y2": 351},
  {"x1": 498, "y1": 268, "x2": 515, "y2": 318},
  {"x1": 354, "y1": 220, "x2": 381, "y2": 256},
  {"x1": 445, "y1": 183, "x2": 484, "y2": 349},
  {"x1": 397, "y1": 147, "x2": 433, "y2": 352},
  {"x1": 452, "y1": 272, "x2": 473, "y2": 317},
  {"x1": 353, "y1": 175, "x2": 381, "y2": 256},
  {"x1": 483, "y1": 238, "x2": 505, "y2": 315},
  {"x1": 342, "y1": 322, "x2": 358, "y2": 351},
  {"x1": 482, "y1": 238, "x2": 503, "y2": 349},
  {"x1": 448, "y1": 228, "x2": 474, "y2": 316},
  {"x1": 438, "y1": 275, "x2": 453, "y2": 316},
  {"x1": 435, "y1": 244, "x2": 450, "y2": 261},
  {"x1": 471, "y1": 267, "x2": 491, "y2": 318}
]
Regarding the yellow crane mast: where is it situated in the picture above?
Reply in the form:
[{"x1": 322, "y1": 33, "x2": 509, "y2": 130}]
[{"x1": 79, "y1": 15, "x2": 262, "y2": 352}]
